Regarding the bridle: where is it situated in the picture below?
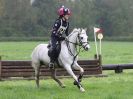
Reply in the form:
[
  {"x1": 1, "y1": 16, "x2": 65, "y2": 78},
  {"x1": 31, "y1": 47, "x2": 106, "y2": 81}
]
[
  {"x1": 65, "y1": 30, "x2": 89, "y2": 66},
  {"x1": 77, "y1": 34, "x2": 89, "y2": 49}
]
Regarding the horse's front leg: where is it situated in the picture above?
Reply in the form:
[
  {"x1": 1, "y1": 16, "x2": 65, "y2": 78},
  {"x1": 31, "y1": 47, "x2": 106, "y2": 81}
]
[
  {"x1": 74, "y1": 74, "x2": 83, "y2": 85},
  {"x1": 50, "y1": 69, "x2": 66, "y2": 88},
  {"x1": 64, "y1": 64, "x2": 85, "y2": 92},
  {"x1": 73, "y1": 62, "x2": 84, "y2": 84}
]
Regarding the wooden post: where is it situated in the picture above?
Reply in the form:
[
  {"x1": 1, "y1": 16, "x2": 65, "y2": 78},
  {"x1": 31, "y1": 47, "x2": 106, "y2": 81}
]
[
  {"x1": 94, "y1": 54, "x2": 98, "y2": 59},
  {"x1": 95, "y1": 54, "x2": 102, "y2": 65},
  {"x1": 95, "y1": 54, "x2": 102, "y2": 74},
  {"x1": 115, "y1": 66, "x2": 123, "y2": 73},
  {"x1": 0, "y1": 56, "x2": 2, "y2": 80},
  {"x1": 99, "y1": 55, "x2": 102, "y2": 73},
  {"x1": 99, "y1": 54, "x2": 102, "y2": 66}
]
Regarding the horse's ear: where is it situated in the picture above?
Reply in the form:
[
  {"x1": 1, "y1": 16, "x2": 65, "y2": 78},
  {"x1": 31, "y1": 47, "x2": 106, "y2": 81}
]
[
  {"x1": 84, "y1": 28, "x2": 87, "y2": 31},
  {"x1": 73, "y1": 28, "x2": 77, "y2": 32},
  {"x1": 79, "y1": 28, "x2": 82, "y2": 32},
  {"x1": 77, "y1": 28, "x2": 80, "y2": 31}
]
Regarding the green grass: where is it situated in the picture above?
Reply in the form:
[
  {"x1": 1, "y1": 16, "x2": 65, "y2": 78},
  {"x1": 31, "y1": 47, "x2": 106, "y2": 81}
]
[
  {"x1": 79, "y1": 41, "x2": 133, "y2": 64},
  {"x1": 0, "y1": 41, "x2": 43, "y2": 60},
  {"x1": 0, "y1": 41, "x2": 133, "y2": 99},
  {"x1": 0, "y1": 41, "x2": 133, "y2": 64},
  {"x1": 0, "y1": 70, "x2": 133, "y2": 99}
]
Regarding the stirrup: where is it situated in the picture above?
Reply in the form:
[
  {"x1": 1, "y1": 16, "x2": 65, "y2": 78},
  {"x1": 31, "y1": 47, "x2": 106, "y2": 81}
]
[{"x1": 49, "y1": 62, "x2": 54, "y2": 69}]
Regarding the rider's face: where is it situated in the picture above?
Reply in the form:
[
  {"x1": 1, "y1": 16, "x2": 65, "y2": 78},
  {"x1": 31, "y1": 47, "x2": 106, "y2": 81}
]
[{"x1": 64, "y1": 15, "x2": 70, "y2": 20}]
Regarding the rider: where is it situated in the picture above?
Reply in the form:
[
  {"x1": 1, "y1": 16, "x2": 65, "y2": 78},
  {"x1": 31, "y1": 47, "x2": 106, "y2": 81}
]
[{"x1": 49, "y1": 6, "x2": 71, "y2": 69}]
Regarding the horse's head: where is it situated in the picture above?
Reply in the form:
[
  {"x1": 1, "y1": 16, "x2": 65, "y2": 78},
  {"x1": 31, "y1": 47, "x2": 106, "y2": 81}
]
[
  {"x1": 77, "y1": 28, "x2": 90, "y2": 51},
  {"x1": 67, "y1": 28, "x2": 90, "y2": 51}
]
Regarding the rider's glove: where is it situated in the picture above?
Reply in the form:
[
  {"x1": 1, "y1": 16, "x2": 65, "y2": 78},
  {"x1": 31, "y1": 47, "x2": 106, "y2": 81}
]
[{"x1": 59, "y1": 37, "x2": 65, "y2": 41}]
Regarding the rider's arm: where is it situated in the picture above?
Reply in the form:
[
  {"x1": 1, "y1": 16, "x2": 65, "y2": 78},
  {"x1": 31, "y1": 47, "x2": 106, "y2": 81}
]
[
  {"x1": 52, "y1": 19, "x2": 61, "y2": 38},
  {"x1": 65, "y1": 22, "x2": 69, "y2": 36}
]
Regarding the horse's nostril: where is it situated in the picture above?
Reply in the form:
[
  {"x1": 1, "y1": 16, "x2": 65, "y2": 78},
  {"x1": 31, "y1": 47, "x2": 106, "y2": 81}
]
[{"x1": 85, "y1": 47, "x2": 89, "y2": 51}]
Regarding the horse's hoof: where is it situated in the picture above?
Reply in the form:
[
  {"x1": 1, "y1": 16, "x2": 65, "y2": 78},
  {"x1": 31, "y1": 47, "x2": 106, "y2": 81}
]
[
  {"x1": 73, "y1": 81, "x2": 77, "y2": 85},
  {"x1": 80, "y1": 87, "x2": 85, "y2": 92}
]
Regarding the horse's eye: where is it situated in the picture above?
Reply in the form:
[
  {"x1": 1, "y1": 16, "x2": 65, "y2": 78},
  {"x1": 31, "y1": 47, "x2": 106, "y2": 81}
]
[{"x1": 80, "y1": 37, "x2": 83, "y2": 39}]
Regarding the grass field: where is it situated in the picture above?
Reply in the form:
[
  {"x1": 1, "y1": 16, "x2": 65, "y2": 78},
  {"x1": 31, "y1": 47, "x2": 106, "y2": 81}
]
[
  {"x1": 0, "y1": 70, "x2": 133, "y2": 99},
  {"x1": 0, "y1": 41, "x2": 133, "y2": 99},
  {"x1": 0, "y1": 41, "x2": 133, "y2": 64}
]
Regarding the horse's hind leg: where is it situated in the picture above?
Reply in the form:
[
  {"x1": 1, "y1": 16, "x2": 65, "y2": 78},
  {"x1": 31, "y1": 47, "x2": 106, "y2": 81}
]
[
  {"x1": 51, "y1": 69, "x2": 65, "y2": 88},
  {"x1": 32, "y1": 62, "x2": 40, "y2": 88},
  {"x1": 35, "y1": 66, "x2": 40, "y2": 88}
]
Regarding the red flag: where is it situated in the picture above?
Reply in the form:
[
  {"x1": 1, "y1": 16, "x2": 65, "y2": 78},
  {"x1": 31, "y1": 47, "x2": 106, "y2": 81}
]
[{"x1": 94, "y1": 27, "x2": 103, "y2": 35}]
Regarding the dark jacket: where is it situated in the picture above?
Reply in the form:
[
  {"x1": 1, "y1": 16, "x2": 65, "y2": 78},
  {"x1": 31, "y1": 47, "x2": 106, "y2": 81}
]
[{"x1": 51, "y1": 18, "x2": 69, "y2": 41}]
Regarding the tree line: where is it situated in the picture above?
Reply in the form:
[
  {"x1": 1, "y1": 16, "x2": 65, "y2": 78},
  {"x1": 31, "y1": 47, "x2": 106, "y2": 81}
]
[{"x1": 0, "y1": 0, "x2": 133, "y2": 41}]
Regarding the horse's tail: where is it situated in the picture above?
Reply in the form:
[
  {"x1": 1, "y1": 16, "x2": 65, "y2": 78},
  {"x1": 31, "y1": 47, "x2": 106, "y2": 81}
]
[{"x1": 31, "y1": 46, "x2": 38, "y2": 61}]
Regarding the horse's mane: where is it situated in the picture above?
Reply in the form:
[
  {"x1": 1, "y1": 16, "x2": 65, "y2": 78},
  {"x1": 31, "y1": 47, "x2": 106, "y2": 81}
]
[
  {"x1": 72, "y1": 28, "x2": 80, "y2": 33},
  {"x1": 68, "y1": 28, "x2": 80, "y2": 37}
]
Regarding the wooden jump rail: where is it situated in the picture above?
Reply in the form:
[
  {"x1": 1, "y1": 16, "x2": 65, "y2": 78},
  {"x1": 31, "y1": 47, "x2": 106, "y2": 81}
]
[
  {"x1": 0, "y1": 55, "x2": 102, "y2": 80},
  {"x1": 102, "y1": 64, "x2": 133, "y2": 73}
]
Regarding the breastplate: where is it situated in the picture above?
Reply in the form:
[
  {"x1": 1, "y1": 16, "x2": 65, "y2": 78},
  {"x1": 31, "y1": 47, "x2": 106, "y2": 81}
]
[{"x1": 57, "y1": 19, "x2": 68, "y2": 35}]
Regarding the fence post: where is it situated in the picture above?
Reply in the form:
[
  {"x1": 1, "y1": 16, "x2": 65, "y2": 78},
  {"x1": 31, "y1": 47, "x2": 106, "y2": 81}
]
[
  {"x1": 0, "y1": 56, "x2": 2, "y2": 80},
  {"x1": 95, "y1": 54, "x2": 102, "y2": 66},
  {"x1": 94, "y1": 54, "x2": 98, "y2": 59},
  {"x1": 94, "y1": 54, "x2": 102, "y2": 73},
  {"x1": 99, "y1": 54, "x2": 102, "y2": 66}
]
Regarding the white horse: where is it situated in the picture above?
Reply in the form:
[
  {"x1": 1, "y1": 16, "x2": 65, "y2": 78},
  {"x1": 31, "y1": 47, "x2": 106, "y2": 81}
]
[{"x1": 31, "y1": 28, "x2": 90, "y2": 92}]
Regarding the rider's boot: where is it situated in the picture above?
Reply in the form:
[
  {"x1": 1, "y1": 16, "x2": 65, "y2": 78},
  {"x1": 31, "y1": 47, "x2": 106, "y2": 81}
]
[
  {"x1": 49, "y1": 46, "x2": 57, "y2": 69},
  {"x1": 49, "y1": 58, "x2": 55, "y2": 69}
]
